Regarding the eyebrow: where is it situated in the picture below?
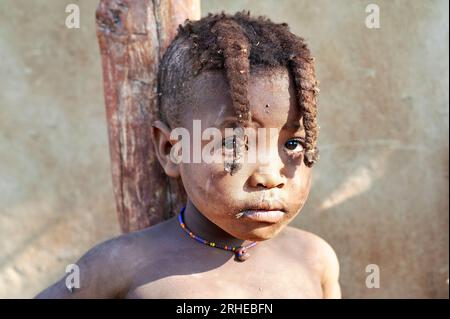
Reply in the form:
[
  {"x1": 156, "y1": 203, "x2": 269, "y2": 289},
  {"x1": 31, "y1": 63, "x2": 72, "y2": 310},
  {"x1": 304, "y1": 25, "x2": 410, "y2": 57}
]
[
  {"x1": 217, "y1": 117, "x2": 238, "y2": 128},
  {"x1": 283, "y1": 122, "x2": 304, "y2": 131},
  {"x1": 218, "y1": 117, "x2": 304, "y2": 132},
  {"x1": 217, "y1": 116, "x2": 263, "y2": 129}
]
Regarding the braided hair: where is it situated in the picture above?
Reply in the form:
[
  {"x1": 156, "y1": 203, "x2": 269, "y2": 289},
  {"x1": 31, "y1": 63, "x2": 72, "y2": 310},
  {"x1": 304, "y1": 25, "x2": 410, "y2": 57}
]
[{"x1": 158, "y1": 11, "x2": 320, "y2": 167}]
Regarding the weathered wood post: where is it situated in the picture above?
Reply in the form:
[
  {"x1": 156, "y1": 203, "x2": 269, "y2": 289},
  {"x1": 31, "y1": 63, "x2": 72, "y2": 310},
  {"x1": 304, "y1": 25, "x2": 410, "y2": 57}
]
[{"x1": 96, "y1": 0, "x2": 200, "y2": 233}]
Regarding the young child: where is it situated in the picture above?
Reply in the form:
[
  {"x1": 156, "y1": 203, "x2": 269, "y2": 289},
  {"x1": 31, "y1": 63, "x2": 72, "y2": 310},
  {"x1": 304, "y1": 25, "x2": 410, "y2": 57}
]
[{"x1": 37, "y1": 12, "x2": 340, "y2": 299}]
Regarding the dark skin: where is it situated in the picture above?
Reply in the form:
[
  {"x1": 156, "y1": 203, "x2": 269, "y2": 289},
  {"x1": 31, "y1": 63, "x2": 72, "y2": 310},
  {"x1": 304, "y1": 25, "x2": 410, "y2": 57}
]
[{"x1": 36, "y1": 67, "x2": 340, "y2": 299}]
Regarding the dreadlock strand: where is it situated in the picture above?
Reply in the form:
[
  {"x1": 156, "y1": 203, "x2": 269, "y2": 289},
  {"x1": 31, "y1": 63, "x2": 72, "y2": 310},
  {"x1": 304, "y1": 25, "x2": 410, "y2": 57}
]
[{"x1": 211, "y1": 18, "x2": 251, "y2": 125}]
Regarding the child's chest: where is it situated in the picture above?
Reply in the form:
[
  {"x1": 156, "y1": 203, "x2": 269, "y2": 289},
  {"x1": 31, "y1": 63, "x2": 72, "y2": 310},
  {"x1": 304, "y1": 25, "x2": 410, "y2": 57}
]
[{"x1": 126, "y1": 258, "x2": 323, "y2": 298}]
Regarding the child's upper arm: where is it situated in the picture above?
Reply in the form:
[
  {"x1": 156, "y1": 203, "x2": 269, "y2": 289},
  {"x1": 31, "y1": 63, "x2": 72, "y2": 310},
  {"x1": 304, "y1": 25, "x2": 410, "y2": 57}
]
[
  {"x1": 319, "y1": 239, "x2": 341, "y2": 299},
  {"x1": 35, "y1": 236, "x2": 133, "y2": 299}
]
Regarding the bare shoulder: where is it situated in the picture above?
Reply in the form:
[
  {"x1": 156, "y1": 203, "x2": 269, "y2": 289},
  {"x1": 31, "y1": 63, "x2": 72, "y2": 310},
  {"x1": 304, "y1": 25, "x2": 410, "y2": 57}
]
[
  {"x1": 36, "y1": 218, "x2": 174, "y2": 299},
  {"x1": 281, "y1": 226, "x2": 338, "y2": 259},
  {"x1": 279, "y1": 226, "x2": 341, "y2": 298}
]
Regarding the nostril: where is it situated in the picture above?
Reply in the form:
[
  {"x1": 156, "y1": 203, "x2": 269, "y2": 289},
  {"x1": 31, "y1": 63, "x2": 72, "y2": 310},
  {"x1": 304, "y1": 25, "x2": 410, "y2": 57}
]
[{"x1": 256, "y1": 182, "x2": 284, "y2": 189}]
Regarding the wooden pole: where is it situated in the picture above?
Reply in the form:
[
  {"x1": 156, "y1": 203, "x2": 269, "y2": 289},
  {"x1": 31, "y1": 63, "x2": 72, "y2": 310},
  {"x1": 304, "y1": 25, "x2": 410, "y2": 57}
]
[{"x1": 95, "y1": 0, "x2": 200, "y2": 233}]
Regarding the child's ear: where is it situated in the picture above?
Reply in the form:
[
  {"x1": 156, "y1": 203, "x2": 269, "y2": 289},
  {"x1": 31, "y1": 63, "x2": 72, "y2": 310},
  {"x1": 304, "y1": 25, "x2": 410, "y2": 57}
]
[{"x1": 151, "y1": 120, "x2": 180, "y2": 178}]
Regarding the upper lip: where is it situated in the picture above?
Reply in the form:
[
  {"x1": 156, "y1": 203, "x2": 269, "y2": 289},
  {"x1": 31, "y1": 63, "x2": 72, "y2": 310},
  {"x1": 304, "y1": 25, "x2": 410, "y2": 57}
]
[{"x1": 241, "y1": 200, "x2": 286, "y2": 212}]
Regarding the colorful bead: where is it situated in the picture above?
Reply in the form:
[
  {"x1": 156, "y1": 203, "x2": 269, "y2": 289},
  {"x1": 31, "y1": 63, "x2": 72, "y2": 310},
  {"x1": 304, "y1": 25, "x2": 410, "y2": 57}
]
[{"x1": 178, "y1": 206, "x2": 256, "y2": 262}]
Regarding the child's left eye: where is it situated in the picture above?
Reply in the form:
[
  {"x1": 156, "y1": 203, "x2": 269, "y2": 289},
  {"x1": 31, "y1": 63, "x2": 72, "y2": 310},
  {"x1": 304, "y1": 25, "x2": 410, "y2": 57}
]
[{"x1": 284, "y1": 138, "x2": 305, "y2": 152}]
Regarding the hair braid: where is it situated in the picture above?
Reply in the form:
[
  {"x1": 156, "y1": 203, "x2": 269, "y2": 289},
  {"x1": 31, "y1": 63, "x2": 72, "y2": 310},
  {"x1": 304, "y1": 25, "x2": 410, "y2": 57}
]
[
  {"x1": 272, "y1": 24, "x2": 320, "y2": 167},
  {"x1": 211, "y1": 17, "x2": 251, "y2": 125}
]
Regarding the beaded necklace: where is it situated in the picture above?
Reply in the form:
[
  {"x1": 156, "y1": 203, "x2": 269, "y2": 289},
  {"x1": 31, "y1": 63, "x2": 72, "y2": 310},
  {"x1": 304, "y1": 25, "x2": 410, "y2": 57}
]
[{"x1": 178, "y1": 206, "x2": 257, "y2": 262}]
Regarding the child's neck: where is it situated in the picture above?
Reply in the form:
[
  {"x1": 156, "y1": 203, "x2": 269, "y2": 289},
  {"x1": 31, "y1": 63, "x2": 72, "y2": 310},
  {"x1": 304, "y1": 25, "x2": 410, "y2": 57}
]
[{"x1": 183, "y1": 200, "x2": 255, "y2": 248}]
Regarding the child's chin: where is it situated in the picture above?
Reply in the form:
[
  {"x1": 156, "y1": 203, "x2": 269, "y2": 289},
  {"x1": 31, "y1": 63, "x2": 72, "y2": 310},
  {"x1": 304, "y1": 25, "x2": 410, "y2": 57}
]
[{"x1": 237, "y1": 226, "x2": 283, "y2": 242}]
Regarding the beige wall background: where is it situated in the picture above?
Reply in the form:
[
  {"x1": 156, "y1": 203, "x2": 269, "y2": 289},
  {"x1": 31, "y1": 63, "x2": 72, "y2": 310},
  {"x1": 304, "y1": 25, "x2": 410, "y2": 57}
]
[{"x1": 0, "y1": 0, "x2": 448, "y2": 298}]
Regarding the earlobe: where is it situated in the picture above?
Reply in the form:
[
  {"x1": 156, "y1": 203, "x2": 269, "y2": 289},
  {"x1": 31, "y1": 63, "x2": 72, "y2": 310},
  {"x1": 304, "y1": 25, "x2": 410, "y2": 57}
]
[{"x1": 151, "y1": 120, "x2": 180, "y2": 178}]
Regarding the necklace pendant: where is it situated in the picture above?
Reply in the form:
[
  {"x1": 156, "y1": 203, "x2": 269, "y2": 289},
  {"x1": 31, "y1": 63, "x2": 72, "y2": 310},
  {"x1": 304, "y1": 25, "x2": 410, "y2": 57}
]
[{"x1": 234, "y1": 247, "x2": 250, "y2": 262}]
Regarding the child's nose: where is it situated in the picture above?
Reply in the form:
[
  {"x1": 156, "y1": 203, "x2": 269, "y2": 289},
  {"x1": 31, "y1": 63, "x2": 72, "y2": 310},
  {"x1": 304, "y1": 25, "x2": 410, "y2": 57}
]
[{"x1": 248, "y1": 162, "x2": 286, "y2": 190}]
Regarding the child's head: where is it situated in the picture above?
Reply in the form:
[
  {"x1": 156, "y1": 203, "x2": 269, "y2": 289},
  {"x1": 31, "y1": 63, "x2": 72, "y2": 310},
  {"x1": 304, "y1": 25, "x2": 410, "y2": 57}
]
[{"x1": 152, "y1": 11, "x2": 320, "y2": 241}]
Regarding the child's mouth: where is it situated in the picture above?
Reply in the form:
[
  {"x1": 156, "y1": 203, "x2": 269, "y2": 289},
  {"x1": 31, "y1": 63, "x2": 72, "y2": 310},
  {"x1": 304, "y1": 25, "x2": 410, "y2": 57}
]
[{"x1": 237, "y1": 209, "x2": 285, "y2": 223}]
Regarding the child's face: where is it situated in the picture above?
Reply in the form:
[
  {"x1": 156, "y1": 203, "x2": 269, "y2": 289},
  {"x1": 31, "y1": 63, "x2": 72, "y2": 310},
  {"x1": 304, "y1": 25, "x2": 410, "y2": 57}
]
[{"x1": 170, "y1": 67, "x2": 312, "y2": 241}]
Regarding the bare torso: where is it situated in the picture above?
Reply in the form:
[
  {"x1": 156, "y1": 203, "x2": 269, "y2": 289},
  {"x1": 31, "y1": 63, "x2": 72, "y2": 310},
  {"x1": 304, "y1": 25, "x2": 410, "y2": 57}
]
[
  {"x1": 123, "y1": 219, "x2": 324, "y2": 298},
  {"x1": 36, "y1": 217, "x2": 338, "y2": 299}
]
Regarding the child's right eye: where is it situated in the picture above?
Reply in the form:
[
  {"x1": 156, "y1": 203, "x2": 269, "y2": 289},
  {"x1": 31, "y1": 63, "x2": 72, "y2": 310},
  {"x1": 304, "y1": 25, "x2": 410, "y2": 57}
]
[
  {"x1": 222, "y1": 136, "x2": 236, "y2": 150},
  {"x1": 222, "y1": 135, "x2": 248, "y2": 151}
]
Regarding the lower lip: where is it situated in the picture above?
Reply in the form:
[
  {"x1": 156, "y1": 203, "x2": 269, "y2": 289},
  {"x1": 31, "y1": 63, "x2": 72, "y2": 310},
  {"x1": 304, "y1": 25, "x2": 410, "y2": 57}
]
[{"x1": 241, "y1": 210, "x2": 285, "y2": 223}]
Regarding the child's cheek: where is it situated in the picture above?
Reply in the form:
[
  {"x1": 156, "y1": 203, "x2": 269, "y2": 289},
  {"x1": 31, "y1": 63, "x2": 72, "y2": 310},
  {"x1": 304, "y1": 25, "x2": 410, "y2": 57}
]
[
  {"x1": 182, "y1": 163, "x2": 223, "y2": 196},
  {"x1": 198, "y1": 164, "x2": 241, "y2": 196},
  {"x1": 185, "y1": 163, "x2": 246, "y2": 203},
  {"x1": 288, "y1": 167, "x2": 313, "y2": 212}
]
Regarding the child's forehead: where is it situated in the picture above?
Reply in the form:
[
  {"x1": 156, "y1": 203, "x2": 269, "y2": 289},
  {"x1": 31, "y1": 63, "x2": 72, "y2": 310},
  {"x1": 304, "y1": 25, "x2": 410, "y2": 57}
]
[
  {"x1": 185, "y1": 67, "x2": 302, "y2": 129},
  {"x1": 191, "y1": 66, "x2": 291, "y2": 92}
]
